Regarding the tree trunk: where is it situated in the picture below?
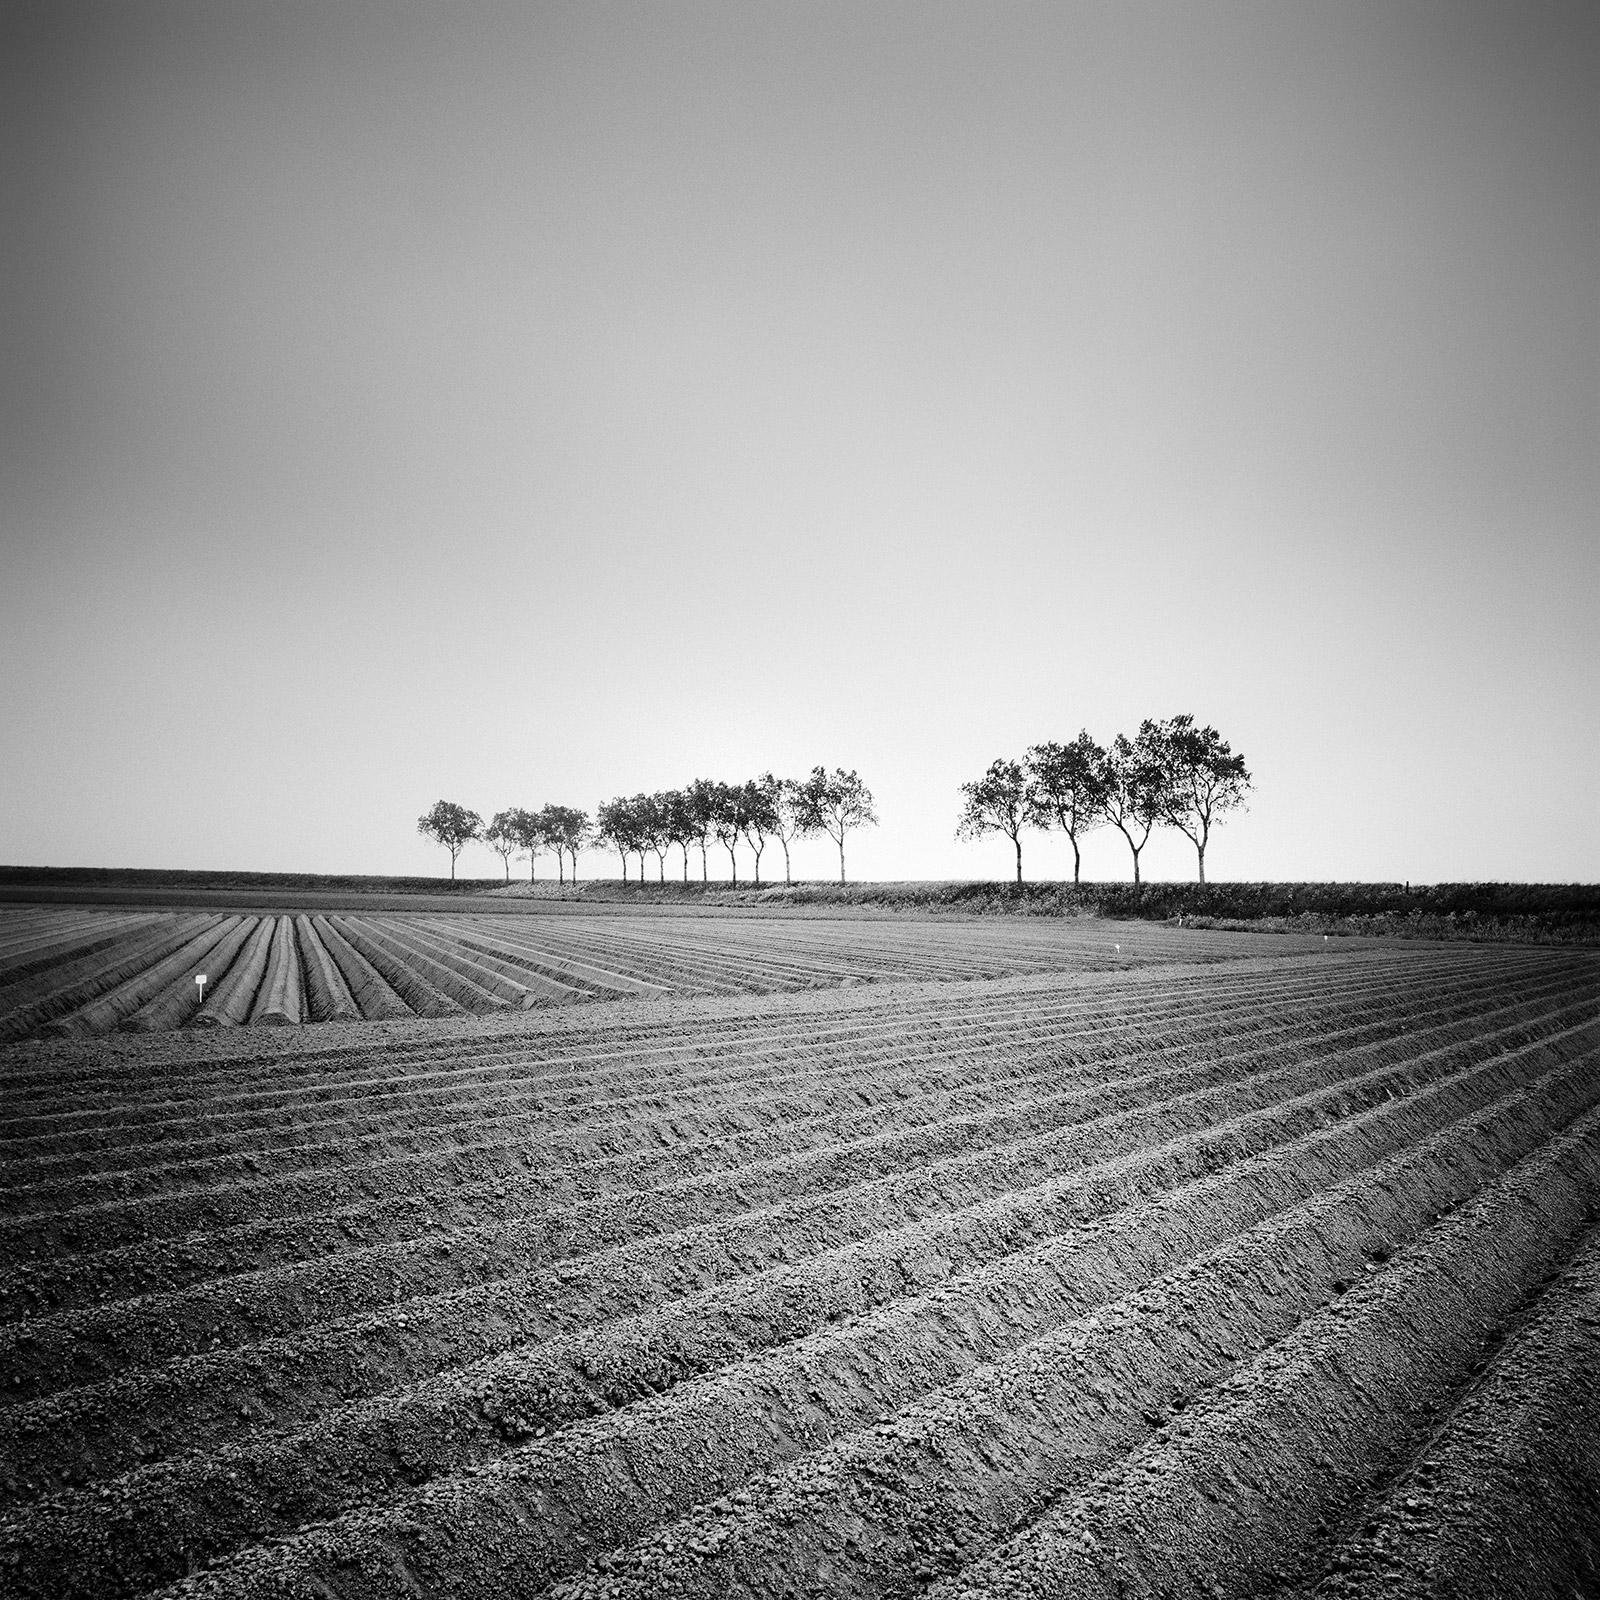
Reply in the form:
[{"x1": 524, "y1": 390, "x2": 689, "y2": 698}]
[
  {"x1": 570, "y1": 849, "x2": 579, "y2": 884},
  {"x1": 1070, "y1": 833, "x2": 1081, "y2": 886},
  {"x1": 530, "y1": 855, "x2": 536, "y2": 884},
  {"x1": 1014, "y1": 835, "x2": 1023, "y2": 884},
  {"x1": 556, "y1": 855, "x2": 564, "y2": 885},
  {"x1": 752, "y1": 845, "x2": 762, "y2": 888},
  {"x1": 681, "y1": 843, "x2": 690, "y2": 883},
  {"x1": 726, "y1": 844, "x2": 737, "y2": 885},
  {"x1": 838, "y1": 836, "x2": 846, "y2": 885},
  {"x1": 503, "y1": 860, "x2": 510, "y2": 882},
  {"x1": 450, "y1": 850, "x2": 457, "y2": 881},
  {"x1": 782, "y1": 839, "x2": 792, "y2": 886},
  {"x1": 618, "y1": 850, "x2": 627, "y2": 882},
  {"x1": 1132, "y1": 846, "x2": 1142, "y2": 887},
  {"x1": 700, "y1": 843, "x2": 708, "y2": 882},
  {"x1": 1196, "y1": 841, "x2": 1206, "y2": 884}
]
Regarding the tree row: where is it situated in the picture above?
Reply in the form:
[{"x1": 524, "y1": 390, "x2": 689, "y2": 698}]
[
  {"x1": 416, "y1": 768, "x2": 878, "y2": 887},
  {"x1": 957, "y1": 714, "x2": 1250, "y2": 885}
]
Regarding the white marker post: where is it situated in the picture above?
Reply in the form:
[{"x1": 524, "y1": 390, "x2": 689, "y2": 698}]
[{"x1": 195, "y1": 973, "x2": 207, "y2": 1004}]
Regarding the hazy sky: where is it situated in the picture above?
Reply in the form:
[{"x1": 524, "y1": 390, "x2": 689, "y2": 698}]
[{"x1": 3, "y1": 1, "x2": 1596, "y2": 884}]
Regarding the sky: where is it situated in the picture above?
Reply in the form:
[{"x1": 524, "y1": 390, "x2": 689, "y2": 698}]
[{"x1": 2, "y1": 1, "x2": 1596, "y2": 885}]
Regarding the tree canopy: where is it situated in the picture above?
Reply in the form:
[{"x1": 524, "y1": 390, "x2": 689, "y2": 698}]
[
  {"x1": 956, "y1": 758, "x2": 1039, "y2": 884},
  {"x1": 416, "y1": 800, "x2": 483, "y2": 880},
  {"x1": 795, "y1": 767, "x2": 878, "y2": 885}
]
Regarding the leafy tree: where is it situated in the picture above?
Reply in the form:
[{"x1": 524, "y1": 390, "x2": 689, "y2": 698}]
[
  {"x1": 1099, "y1": 724, "x2": 1170, "y2": 887},
  {"x1": 540, "y1": 805, "x2": 589, "y2": 884},
  {"x1": 1152, "y1": 714, "x2": 1251, "y2": 883},
  {"x1": 1025, "y1": 733, "x2": 1108, "y2": 885},
  {"x1": 640, "y1": 790, "x2": 672, "y2": 883},
  {"x1": 662, "y1": 788, "x2": 698, "y2": 882},
  {"x1": 795, "y1": 767, "x2": 878, "y2": 885},
  {"x1": 416, "y1": 800, "x2": 483, "y2": 880},
  {"x1": 956, "y1": 758, "x2": 1040, "y2": 884},
  {"x1": 534, "y1": 804, "x2": 566, "y2": 884},
  {"x1": 737, "y1": 778, "x2": 780, "y2": 888},
  {"x1": 759, "y1": 772, "x2": 811, "y2": 887},
  {"x1": 709, "y1": 782, "x2": 744, "y2": 884},
  {"x1": 483, "y1": 810, "x2": 522, "y2": 882},
  {"x1": 505, "y1": 807, "x2": 545, "y2": 882},
  {"x1": 596, "y1": 797, "x2": 638, "y2": 882},
  {"x1": 683, "y1": 778, "x2": 719, "y2": 882}
]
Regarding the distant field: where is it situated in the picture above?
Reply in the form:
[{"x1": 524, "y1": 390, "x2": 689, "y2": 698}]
[
  {"x1": 0, "y1": 905, "x2": 1317, "y2": 1041},
  {"x1": 2, "y1": 939, "x2": 1597, "y2": 1597},
  {"x1": 3, "y1": 868, "x2": 1594, "y2": 943}
]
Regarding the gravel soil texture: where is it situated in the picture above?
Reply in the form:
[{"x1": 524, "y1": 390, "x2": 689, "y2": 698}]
[{"x1": 0, "y1": 933, "x2": 1596, "y2": 1600}]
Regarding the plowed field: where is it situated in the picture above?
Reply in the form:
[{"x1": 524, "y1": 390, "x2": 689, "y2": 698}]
[
  {"x1": 0, "y1": 906, "x2": 1329, "y2": 1041},
  {"x1": 1, "y1": 931, "x2": 1596, "y2": 1599}
]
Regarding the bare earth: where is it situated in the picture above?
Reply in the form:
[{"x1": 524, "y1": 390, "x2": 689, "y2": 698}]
[{"x1": 0, "y1": 906, "x2": 1596, "y2": 1598}]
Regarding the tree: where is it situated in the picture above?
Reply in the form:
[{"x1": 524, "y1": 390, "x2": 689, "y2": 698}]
[
  {"x1": 662, "y1": 788, "x2": 697, "y2": 882},
  {"x1": 483, "y1": 810, "x2": 522, "y2": 882},
  {"x1": 795, "y1": 767, "x2": 878, "y2": 885},
  {"x1": 416, "y1": 800, "x2": 483, "y2": 880},
  {"x1": 1025, "y1": 733, "x2": 1108, "y2": 885},
  {"x1": 541, "y1": 805, "x2": 589, "y2": 884},
  {"x1": 737, "y1": 778, "x2": 780, "y2": 888},
  {"x1": 709, "y1": 782, "x2": 744, "y2": 884},
  {"x1": 1099, "y1": 724, "x2": 1170, "y2": 887},
  {"x1": 684, "y1": 779, "x2": 719, "y2": 882},
  {"x1": 759, "y1": 772, "x2": 811, "y2": 887},
  {"x1": 636, "y1": 792, "x2": 671, "y2": 883},
  {"x1": 505, "y1": 807, "x2": 545, "y2": 883},
  {"x1": 534, "y1": 804, "x2": 567, "y2": 884},
  {"x1": 596, "y1": 797, "x2": 637, "y2": 882},
  {"x1": 1152, "y1": 714, "x2": 1251, "y2": 883},
  {"x1": 956, "y1": 758, "x2": 1040, "y2": 884}
]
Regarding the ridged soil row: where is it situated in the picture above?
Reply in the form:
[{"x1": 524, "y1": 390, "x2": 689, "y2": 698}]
[
  {"x1": 424, "y1": 922, "x2": 669, "y2": 1000},
  {"x1": 38, "y1": 919, "x2": 243, "y2": 1038},
  {"x1": 1305, "y1": 1227, "x2": 1600, "y2": 1600},
  {"x1": 189, "y1": 920, "x2": 276, "y2": 1030},
  {"x1": 5, "y1": 1003, "x2": 1591, "y2": 1483},
  {"x1": 1, "y1": 957, "x2": 1539, "y2": 1217},
  {"x1": 291, "y1": 918, "x2": 359, "y2": 1024},
  {"x1": 0, "y1": 915, "x2": 161, "y2": 986},
  {"x1": 4, "y1": 1013, "x2": 1588, "y2": 1526},
  {"x1": 6, "y1": 971, "x2": 1574, "y2": 1275},
  {"x1": 106, "y1": 1041, "x2": 1600, "y2": 1600},
  {"x1": 8, "y1": 991, "x2": 1563, "y2": 1411},
  {"x1": 0, "y1": 918, "x2": 225, "y2": 1044},
  {"x1": 121, "y1": 919, "x2": 267, "y2": 1036},
  {"x1": 0, "y1": 945, "x2": 1522, "y2": 1123},
  {"x1": 527, "y1": 922, "x2": 843, "y2": 994},
  {"x1": 247, "y1": 921, "x2": 304, "y2": 1028},
  {"x1": 0, "y1": 950, "x2": 1535, "y2": 1185},
  {"x1": 0, "y1": 908, "x2": 152, "y2": 954},
  {"x1": 324, "y1": 919, "x2": 464, "y2": 1018},
  {"x1": 540, "y1": 1065, "x2": 1600, "y2": 1600},
  {"x1": 3, "y1": 991, "x2": 1587, "y2": 1396},
  {"x1": 404, "y1": 922, "x2": 595, "y2": 1005},
  {"x1": 304, "y1": 917, "x2": 413, "y2": 1023},
  {"x1": 914, "y1": 1116, "x2": 1600, "y2": 1600},
  {"x1": 351, "y1": 920, "x2": 545, "y2": 1010}
]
